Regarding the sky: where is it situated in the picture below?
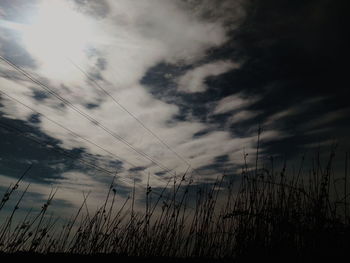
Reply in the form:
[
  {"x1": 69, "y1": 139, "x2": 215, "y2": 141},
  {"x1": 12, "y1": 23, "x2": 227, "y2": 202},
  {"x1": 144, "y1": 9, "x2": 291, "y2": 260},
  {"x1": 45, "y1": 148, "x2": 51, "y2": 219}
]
[{"x1": 0, "y1": 0, "x2": 349, "y2": 214}]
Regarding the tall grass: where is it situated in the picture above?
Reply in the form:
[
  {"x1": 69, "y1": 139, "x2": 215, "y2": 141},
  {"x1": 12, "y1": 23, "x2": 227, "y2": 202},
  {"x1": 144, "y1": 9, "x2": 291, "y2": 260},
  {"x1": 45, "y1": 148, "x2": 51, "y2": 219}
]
[{"x1": 0, "y1": 147, "x2": 349, "y2": 259}]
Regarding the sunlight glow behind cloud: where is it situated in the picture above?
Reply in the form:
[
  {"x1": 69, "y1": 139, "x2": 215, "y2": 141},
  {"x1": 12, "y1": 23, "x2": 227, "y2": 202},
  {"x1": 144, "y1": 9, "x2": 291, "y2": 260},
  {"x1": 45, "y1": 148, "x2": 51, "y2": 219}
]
[
  {"x1": 21, "y1": 0, "x2": 96, "y2": 79},
  {"x1": 0, "y1": 0, "x2": 275, "y2": 209}
]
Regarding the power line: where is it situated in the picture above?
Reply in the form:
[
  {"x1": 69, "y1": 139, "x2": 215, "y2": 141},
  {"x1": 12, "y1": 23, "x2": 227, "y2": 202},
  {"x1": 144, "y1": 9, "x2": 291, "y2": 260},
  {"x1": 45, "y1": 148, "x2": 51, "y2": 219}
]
[
  {"x1": 0, "y1": 55, "x2": 178, "y2": 178},
  {"x1": 0, "y1": 90, "x2": 134, "y2": 168},
  {"x1": 69, "y1": 59, "x2": 205, "y2": 182},
  {"x1": 69, "y1": 59, "x2": 192, "y2": 169},
  {"x1": 0, "y1": 120, "x2": 116, "y2": 177},
  {"x1": 0, "y1": 55, "x2": 203, "y2": 186},
  {"x1": 0, "y1": 120, "x2": 195, "y2": 210},
  {"x1": 0, "y1": 90, "x2": 177, "y2": 185}
]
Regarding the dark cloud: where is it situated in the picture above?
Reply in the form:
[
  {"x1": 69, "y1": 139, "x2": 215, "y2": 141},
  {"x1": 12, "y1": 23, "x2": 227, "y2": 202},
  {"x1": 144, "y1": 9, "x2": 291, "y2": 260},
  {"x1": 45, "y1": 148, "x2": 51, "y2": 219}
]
[
  {"x1": 0, "y1": 28, "x2": 37, "y2": 68},
  {"x1": 0, "y1": 0, "x2": 38, "y2": 24},
  {"x1": 0, "y1": 68, "x2": 30, "y2": 82},
  {"x1": 0, "y1": 114, "x2": 115, "y2": 184},
  {"x1": 228, "y1": 0, "x2": 350, "y2": 155},
  {"x1": 32, "y1": 89, "x2": 49, "y2": 102},
  {"x1": 72, "y1": 0, "x2": 110, "y2": 19},
  {"x1": 154, "y1": 171, "x2": 167, "y2": 177},
  {"x1": 96, "y1": 57, "x2": 107, "y2": 71},
  {"x1": 192, "y1": 129, "x2": 211, "y2": 139},
  {"x1": 0, "y1": 0, "x2": 349, "y2": 210},
  {"x1": 142, "y1": 0, "x2": 350, "y2": 160},
  {"x1": 129, "y1": 166, "x2": 148, "y2": 172},
  {"x1": 193, "y1": 154, "x2": 237, "y2": 180},
  {"x1": 178, "y1": 0, "x2": 245, "y2": 28},
  {"x1": 28, "y1": 113, "x2": 41, "y2": 124},
  {"x1": 85, "y1": 103, "x2": 99, "y2": 110},
  {"x1": 0, "y1": 1, "x2": 38, "y2": 68},
  {"x1": 214, "y1": 154, "x2": 229, "y2": 164},
  {"x1": 108, "y1": 159, "x2": 124, "y2": 171},
  {"x1": 141, "y1": 62, "x2": 222, "y2": 123}
]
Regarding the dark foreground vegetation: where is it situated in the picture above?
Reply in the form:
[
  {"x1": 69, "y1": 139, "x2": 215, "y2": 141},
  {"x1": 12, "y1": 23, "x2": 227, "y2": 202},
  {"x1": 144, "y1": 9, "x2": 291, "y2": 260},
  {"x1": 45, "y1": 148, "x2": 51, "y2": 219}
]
[{"x1": 0, "y1": 147, "x2": 349, "y2": 261}]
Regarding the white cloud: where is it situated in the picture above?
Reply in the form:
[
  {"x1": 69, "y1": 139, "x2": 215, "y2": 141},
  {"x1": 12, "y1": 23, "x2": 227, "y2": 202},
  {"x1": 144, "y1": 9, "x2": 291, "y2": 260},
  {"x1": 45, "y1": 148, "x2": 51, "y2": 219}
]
[
  {"x1": 0, "y1": 0, "x2": 287, "y2": 209},
  {"x1": 264, "y1": 109, "x2": 296, "y2": 126},
  {"x1": 0, "y1": 171, "x2": 118, "y2": 215},
  {"x1": 264, "y1": 97, "x2": 328, "y2": 126},
  {"x1": 301, "y1": 108, "x2": 350, "y2": 131},
  {"x1": 177, "y1": 61, "x2": 239, "y2": 93},
  {"x1": 228, "y1": 110, "x2": 261, "y2": 124},
  {"x1": 213, "y1": 93, "x2": 260, "y2": 115}
]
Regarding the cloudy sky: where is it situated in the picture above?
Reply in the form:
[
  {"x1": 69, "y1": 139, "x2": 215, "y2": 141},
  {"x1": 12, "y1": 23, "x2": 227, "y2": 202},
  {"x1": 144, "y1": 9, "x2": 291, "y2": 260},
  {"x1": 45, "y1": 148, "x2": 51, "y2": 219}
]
[{"x1": 0, "y1": 0, "x2": 349, "y2": 212}]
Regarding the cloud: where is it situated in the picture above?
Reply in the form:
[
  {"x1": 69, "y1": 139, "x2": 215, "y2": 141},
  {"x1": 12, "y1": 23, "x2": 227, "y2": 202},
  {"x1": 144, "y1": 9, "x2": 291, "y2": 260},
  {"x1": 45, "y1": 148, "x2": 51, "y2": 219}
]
[
  {"x1": 213, "y1": 93, "x2": 260, "y2": 115},
  {"x1": 0, "y1": 0, "x2": 38, "y2": 24},
  {"x1": 0, "y1": 7, "x2": 5, "y2": 18},
  {"x1": 264, "y1": 97, "x2": 326, "y2": 126},
  {"x1": 301, "y1": 108, "x2": 350, "y2": 131},
  {"x1": 0, "y1": 0, "x2": 348, "y2": 220},
  {"x1": 177, "y1": 61, "x2": 239, "y2": 93},
  {"x1": 45, "y1": 170, "x2": 115, "y2": 208},
  {"x1": 177, "y1": 0, "x2": 246, "y2": 29},
  {"x1": 0, "y1": 0, "x2": 292, "y2": 210},
  {"x1": 264, "y1": 108, "x2": 298, "y2": 126},
  {"x1": 72, "y1": 0, "x2": 110, "y2": 19},
  {"x1": 0, "y1": 27, "x2": 37, "y2": 68},
  {"x1": 1, "y1": 0, "x2": 238, "y2": 176},
  {"x1": 0, "y1": 171, "x2": 117, "y2": 215},
  {"x1": 228, "y1": 110, "x2": 261, "y2": 125}
]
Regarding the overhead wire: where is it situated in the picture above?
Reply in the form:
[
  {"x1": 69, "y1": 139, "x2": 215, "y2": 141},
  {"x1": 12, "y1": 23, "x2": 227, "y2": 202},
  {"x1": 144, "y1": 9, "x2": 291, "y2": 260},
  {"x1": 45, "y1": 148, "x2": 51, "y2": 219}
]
[
  {"x1": 0, "y1": 55, "x2": 178, "y2": 178},
  {"x1": 0, "y1": 89, "x2": 180, "y2": 185},
  {"x1": 69, "y1": 59, "x2": 193, "y2": 169},
  {"x1": 68, "y1": 58, "x2": 206, "y2": 182},
  {"x1": 0, "y1": 119, "x2": 196, "y2": 210}
]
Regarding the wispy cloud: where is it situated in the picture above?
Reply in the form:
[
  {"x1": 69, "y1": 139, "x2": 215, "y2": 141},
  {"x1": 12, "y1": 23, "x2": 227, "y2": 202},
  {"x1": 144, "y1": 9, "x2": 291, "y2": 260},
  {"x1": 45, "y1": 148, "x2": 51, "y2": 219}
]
[
  {"x1": 0, "y1": 0, "x2": 293, "y2": 209},
  {"x1": 228, "y1": 110, "x2": 261, "y2": 125},
  {"x1": 177, "y1": 61, "x2": 239, "y2": 93},
  {"x1": 213, "y1": 93, "x2": 260, "y2": 115}
]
